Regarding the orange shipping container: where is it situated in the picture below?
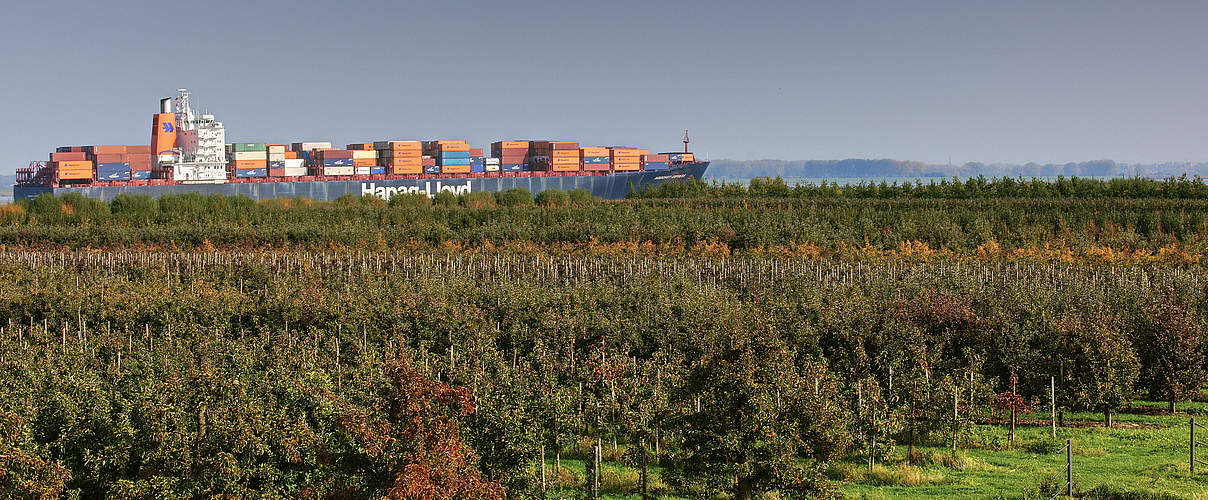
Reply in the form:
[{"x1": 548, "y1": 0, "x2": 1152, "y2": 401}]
[
  {"x1": 580, "y1": 147, "x2": 609, "y2": 156},
  {"x1": 613, "y1": 163, "x2": 641, "y2": 172},
  {"x1": 494, "y1": 141, "x2": 529, "y2": 148},
  {"x1": 379, "y1": 149, "x2": 423, "y2": 159},
  {"x1": 284, "y1": 151, "x2": 297, "y2": 159},
  {"x1": 50, "y1": 152, "x2": 87, "y2": 161},
  {"x1": 54, "y1": 161, "x2": 93, "y2": 180},
  {"x1": 382, "y1": 157, "x2": 422, "y2": 166},
  {"x1": 353, "y1": 158, "x2": 376, "y2": 167},
  {"x1": 390, "y1": 164, "x2": 423, "y2": 175},
  {"x1": 231, "y1": 160, "x2": 267, "y2": 169},
  {"x1": 441, "y1": 164, "x2": 471, "y2": 174},
  {"x1": 346, "y1": 143, "x2": 374, "y2": 150}
]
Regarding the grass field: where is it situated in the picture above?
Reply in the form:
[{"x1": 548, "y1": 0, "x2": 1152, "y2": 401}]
[{"x1": 536, "y1": 399, "x2": 1208, "y2": 499}]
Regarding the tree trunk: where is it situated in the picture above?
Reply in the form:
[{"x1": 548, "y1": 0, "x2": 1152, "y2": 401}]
[
  {"x1": 735, "y1": 476, "x2": 755, "y2": 500},
  {"x1": 1104, "y1": 408, "x2": 1112, "y2": 428},
  {"x1": 1170, "y1": 397, "x2": 1176, "y2": 415}
]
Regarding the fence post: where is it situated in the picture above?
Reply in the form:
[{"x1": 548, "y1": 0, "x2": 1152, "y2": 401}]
[
  {"x1": 1193, "y1": 418, "x2": 1197, "y2": 474},
  {"x1": 1050, "y1": 376, "x2": 1057, "y2": 438},
  {"x1": 1066, "y1": 439, "x2": 1073, "y2": 497}
]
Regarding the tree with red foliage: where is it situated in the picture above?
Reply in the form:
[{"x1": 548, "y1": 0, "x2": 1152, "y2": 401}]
[{"x1": 329, "y1": 355, "x2": 505, "y2": 500}]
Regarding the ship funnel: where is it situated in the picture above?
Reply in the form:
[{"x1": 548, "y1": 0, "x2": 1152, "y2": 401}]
[{"x1": 160, "y1": 98, "x2": 172, "y2": 113}]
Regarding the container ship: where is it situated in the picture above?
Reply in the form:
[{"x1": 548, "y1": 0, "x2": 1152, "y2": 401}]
[{"x1": 15, "y1": 89, "x2": 708, "y2": 202}]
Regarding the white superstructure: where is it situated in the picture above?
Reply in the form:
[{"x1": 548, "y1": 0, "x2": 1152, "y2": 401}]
[{"x1": 169, "y1": 89, "x2": 228, "y2": 182}]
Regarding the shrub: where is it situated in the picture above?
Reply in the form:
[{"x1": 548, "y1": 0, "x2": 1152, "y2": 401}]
[
  {"x1": 461, "y1": 191, "x2": 496, "y2": 209},
  {"x1": 27, "y1": 194, "x2": 61, "y2": 219},
  {"x1": 110, "y1": 194, "x2": 157, "y2": 218},
  {"x1": 535, "y1": 189, "x2": 569, "y2": 208},
  {"x1": 387, "y1": 192, "x2": 430, "y2": 208},
  {"x1": 495, "y1": 188, "x2": 533, "y2": 207},
  {"x1": 432, "y1": 191, "x2": 458, "y2": 207},
  {"x1": 567, "y1": 188, "x2": 597, "y2": 205}
]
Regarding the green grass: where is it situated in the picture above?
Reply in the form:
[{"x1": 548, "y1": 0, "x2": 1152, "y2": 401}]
[{"x1": 543, "y1": 401, "x2": 1208, "y2": 499}]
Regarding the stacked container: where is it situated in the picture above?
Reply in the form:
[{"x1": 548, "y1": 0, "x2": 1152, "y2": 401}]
[
  {"x1": 531, "y1": 141, "x2": 580, "y2": 172},
  {"x1": 375, "y1": 141, "x2": 422, "y2": 175},
  {"x1": 425, "y1": 140, "x2": 472, "y2": 174},
  {"x1": 580, "y1": 147, "x2": 611, "y2": 171},
  {"x1": 469, "y1": 148, "x2": 484, "y2": 173},
  {"x1": 313, "y1": 149, "x2": 354, "y2": 176},
  {"x1": 422, "y1": 156, "x2": 438, "y2": 174},
  {"x1": 266, "y1": 144, "x2": 287, "y2": 177},
  {"x1": 664, "y1": 152, "x2": 694, "y2": 163},
  {"x1": 610, "y1": 147, "x2": 642, "y2": 172},
  {"x1": 52, "y1": 160, "x2": 94, "y2": 182},
  {"x1": 484, "y1": 157, "x2": 501, "y2": 172},
  {"x1": 85, "y1": 145, "x2": 154, "y2": 180},
  {"x1": 229, "y1": 143, "x2": 268, "y2": 178},
  {"x1": 491, "y1": 141, "x2": 529, "y2": 172},
  {"x1": 643, "y1": 153, "x2": 671, "y2": 170}
]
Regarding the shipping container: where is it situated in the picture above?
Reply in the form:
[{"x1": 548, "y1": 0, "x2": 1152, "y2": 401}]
[
  {"x1": 442, "y1": 164, "x2": 471, "y2": 174},
  {"x1": 320, "y1": 158, "x2": 354, "y2": 167},
  {"x1": 292, "y1": 141, "x2": 332, "y2": 152},
  {"x1": 235, "y1": 168, "x2": 267, "y2": 178},
  {"x1": 323, "y1": 166, "x2": 354, "y2": 176},
  {"x1": 232, "y1": 160, "x2": 267, "y2": 170},
  {"x1": 269, "y1": 161, "x2": 286, "y2": 168},
  {"x1": 642, "y1": 161, "x2": 670, "y2": 170},
  {"x1": 232, "y1": 151, "x2": 268, "y2": 160},
  {"x1": 284, "y1": 159, "x2": 306, "y2": 169},
  {"x1": 315, "y1": 149, "x2": 354, "y2": 159},
  {"x1": 131, "y1": 170, "x2": 152, "y2": 180},
  {"x1": 231, "y1": 143, "x2": 267, "y2": 152},
  {"x1": 283, "y1": 166, "x2": 308, "y2": 177},
  {"x1": 374, "y1": 140, "x2": 422, "y2": 150},
  {"x1": 53, "y1": 161, "x2": 94, "y2": 180},
  {"x1": 346, "y1": 143, "x2": 375, "y2": 151},
  {"x1": 268, "y1": 168, "x2": 285, "y2": 177},
  {"x1": 390, "y1": 163, "x2": 423, "y2": 175},
  {"x1": 355, "y1": 166, "x2": 372, "y2": 175},
  {"x1": 352, "y1": 158, "x2": 376, "y2": 167},
  {"x1": 50, "y1": 152, "x2": 87, "y2": 161},
  {"x1": 423, "y1": 165, "x2": 441, "y2": 174},
  {"x1": 501, "y1": 163, "x2": 525, "y2": 172},
  {"x1": 351, "y1": 150, "x2": 377, "y2": 160},
  {"x1": 267, "y1": 144, "x2": 287, "y2": 154}
]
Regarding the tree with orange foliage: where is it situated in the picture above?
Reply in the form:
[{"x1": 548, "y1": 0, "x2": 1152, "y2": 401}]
[{"x1": 329, "y1": 355, "x2": 505, "y2": 500}]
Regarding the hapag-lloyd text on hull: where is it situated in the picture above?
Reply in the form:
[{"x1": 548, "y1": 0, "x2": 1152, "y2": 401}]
[{"x1": 362, "y1": 181, "x2": 471, "y2": 200}]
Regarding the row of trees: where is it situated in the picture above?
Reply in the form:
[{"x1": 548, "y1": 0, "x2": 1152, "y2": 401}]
[
  {"x1": 632, "y1": 175, "x2": 1208, "y2": 200},
  {"x1": 0, "y1": 251, "x2": 1204, "y2": 498},
  {"x1": 3, "y1": 192, "x2": 1208, "y2": 258}
]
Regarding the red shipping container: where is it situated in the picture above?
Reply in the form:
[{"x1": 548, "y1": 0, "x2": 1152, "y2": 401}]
[
  {"x1": 50, "y1": 152, "x2": 87, "y2": 161},
  {"x1": 89, "y1": 145, "x2": 127, "y2": 155},
  {"x1": 269, "y1": 168, "x2": 285, "y2": 177}
]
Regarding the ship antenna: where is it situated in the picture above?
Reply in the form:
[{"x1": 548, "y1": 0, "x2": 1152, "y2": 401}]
[{"x1": 683, "y1": 129, "x2": 690, "y2": 153}]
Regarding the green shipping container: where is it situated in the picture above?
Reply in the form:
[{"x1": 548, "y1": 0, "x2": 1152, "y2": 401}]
[{"x1": 231, "y1": 142, "x2": 268, "y2": 152}]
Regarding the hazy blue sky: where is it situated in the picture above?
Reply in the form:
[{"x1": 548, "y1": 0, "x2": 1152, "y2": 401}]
[{"x1": 2, "y1": 0, "x2": 1206, "y2": 172}]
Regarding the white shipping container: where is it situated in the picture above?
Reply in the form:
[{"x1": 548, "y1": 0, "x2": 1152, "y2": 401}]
[
  {"x1": 485, "y1": 163, "x2": 500, "y2": 172},
  {"x1": 294, "y1": 141, "x2": 332, "y2": 151},
  {"x1": 351, "y1": 150, "x2": 377, "y2": 160},
  {"x1": 267, "y1": 145, "x2": 286, "y2": 154},
  {"x1": 323, "y1": 166, "x2": 354, "y2": 176},
  {"x1": 268, "y1": 153, "x2": 286, "y2": 162},
  {"x1": 232, "y1": 151, "x2": 267, "y2": 160},
  {"x1": 355, "y1": 166, "x2": 372, "y2": 175},
  {"x1": 284, "y1": 159, "x2": 305, "y2": 168},
  {"x1": 283, "y1": 166, "x2": 308, "y2": 177}
]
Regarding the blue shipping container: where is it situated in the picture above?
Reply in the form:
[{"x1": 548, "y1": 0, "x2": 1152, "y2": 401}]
[
  {"x1": 269, "y1": 161, "x2": 285, "y2": 168},
  {"x1": 643, "y1": 162, "x2": 670, "y2": 170},
  {"x1": 438, "y1": 157, "x2": 472, "y2": 166},
  {"x1": 439, "y1": 151, "x2": 471, "y2": 159},
  {"x1": 583, "y1": 156, "x2": 609, "y2": 164},
  {"x1": 300, "y1": 151, "x2": 311, "y2": 160},
  {"x1": 131, "y1": 170, "x2": 151, "y2": 180},
  {"x1": 501, "y1": 163, "x2": 525, "y2": 172},
  {"x1": 471, "y1": 164, "x2": 485, "y2": 173},
  {"x1": 667, "y1": 154, "x2": 684, "y2": 162},
  {"x1": 96, "y1": 169, "x2": 131, "y2": 181},
  {"x1": 470, "y1": 156, "x2": 484, "y2": 165},
  {"x1": 321, "y1": 158, "x2": 353, "y2": 166},
  {"x1": 423, "y1": 165, "x2": 441, "y2": 174},
  {"x1": 369, "y1": 166, "x2": 387, "y2": 175},
  {"x1": 235, "y1": 168, "x2": 267, "y2": 178},
  {"x1": 97, "y1": 162, "x2": 131, "y2": 168}
]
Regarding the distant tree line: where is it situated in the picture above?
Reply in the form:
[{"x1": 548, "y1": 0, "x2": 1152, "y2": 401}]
[{"x1": 705, "y1": 159, "x2": 1208, "y2": 180}]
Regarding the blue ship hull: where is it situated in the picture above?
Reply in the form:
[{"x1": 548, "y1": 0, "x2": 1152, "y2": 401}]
[{"x1": 15, "y1": 162, "x2": 707, "y2": 202}]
